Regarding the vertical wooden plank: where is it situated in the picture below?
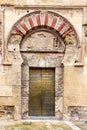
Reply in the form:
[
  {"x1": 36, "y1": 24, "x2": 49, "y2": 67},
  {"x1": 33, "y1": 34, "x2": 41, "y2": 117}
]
[
  {"x1": 42, "y1": 68, "x2": 55, "y2": 116},
  {"x1": 29, "y1": 68, "x2": 42, "y2": 116}
]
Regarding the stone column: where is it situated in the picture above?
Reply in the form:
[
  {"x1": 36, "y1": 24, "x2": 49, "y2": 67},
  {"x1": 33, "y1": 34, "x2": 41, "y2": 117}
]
[
  {"x1": 55, "y1": 66, "x2": 64, "y2": 120},
  {"x1": 83, "y1": 7, "x2": 87, "y2": 65},
  {"x1": 63, "y1": 66, "x2": 74, "y2": 120},
  {"x1": 1, "y1": 6, "x2": 11, "y2": 65},
  {"x1": 21, "y1": 63, "x2": 29, "y2": 119},
  {"x1": 12, "y1": 58, "x2": 23, "y2": 120},
  {"x1": 8, "y1": 35, "x2": 23, "y2": 120}
]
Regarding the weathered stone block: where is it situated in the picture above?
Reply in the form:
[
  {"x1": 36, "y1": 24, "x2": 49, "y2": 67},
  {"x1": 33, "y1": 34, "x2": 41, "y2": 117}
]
[{"x1": 0, "y1": 86, "x2": 12, "y2": 96}]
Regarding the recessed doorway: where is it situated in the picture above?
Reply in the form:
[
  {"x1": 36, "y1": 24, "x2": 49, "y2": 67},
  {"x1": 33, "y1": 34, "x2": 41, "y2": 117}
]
[{"x1": 29, "y1": 68, "x2": 55, "y2": 116}]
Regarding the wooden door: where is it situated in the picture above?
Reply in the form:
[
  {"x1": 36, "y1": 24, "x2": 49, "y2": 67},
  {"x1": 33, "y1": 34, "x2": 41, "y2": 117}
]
[{"x1": 29, "y1": 68, "x2": 55, "y2": 116}]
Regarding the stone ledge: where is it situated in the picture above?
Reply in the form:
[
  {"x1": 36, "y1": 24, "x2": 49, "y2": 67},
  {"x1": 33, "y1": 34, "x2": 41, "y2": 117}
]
[
  {"x1": 2, "y1": 62, "x2": 12, "y2": 66},
  {"x1": 1, "y1": 4, "x2": 86, "y2": 9},
  {"x1": 74, "y1": 62, "x2": 84, "y2": 67}
]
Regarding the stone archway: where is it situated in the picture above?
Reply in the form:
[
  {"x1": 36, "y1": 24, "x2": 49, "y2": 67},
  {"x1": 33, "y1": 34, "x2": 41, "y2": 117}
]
[
  {"x1": 8, "y1": 11, "x2": 79, "y2": 65},
  {"x1": 7, "y1": 11, "x2": 79, "y2": 119},
  {"x1": 20, "y1": 29, "x2": 65, "y2": 119},
  {"x1": 10, "y1": 11, "x2": 78, "y2": 45}
]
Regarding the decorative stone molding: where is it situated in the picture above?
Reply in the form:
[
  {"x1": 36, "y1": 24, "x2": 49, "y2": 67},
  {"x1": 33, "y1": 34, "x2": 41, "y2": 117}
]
[
  {"x1": 68, "y1": 106, "x2": 87, "y2": 121},
  {"x1": 62, "y1": 45, "x2": 78, "y2": 66},
  {"x1": 0, "y1": 106, "x2": 14, "y2": 119},
  {"x1": 82, "y1": 24, "x2": 87, "y2": 37},
  {"x1": 9, "y1": 34, "x2": 22, "y2": 45},
  {"x1": 7, "y1": 11, "x2": 81, "y2": 66},
  {"x1": 8, "y1": 34, "x2": 22, "y2": 52},
  {"x1": 11, "y1": 11, "x2": 78, "y2": 47}
]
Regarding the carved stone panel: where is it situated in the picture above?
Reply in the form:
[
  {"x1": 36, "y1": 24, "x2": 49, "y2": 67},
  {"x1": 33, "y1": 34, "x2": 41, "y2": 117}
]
[{"x1": 21, "y1": 31, "x2": 65, "y2": 52}]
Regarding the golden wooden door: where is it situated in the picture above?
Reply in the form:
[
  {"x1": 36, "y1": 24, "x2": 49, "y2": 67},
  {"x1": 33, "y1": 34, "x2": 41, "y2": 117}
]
[{"x1": 29, "y1": 68, "x2": 55, "y2": 116}]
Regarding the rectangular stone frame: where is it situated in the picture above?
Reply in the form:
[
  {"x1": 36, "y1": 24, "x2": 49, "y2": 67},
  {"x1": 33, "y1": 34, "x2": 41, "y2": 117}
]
[{"x1": 21, "y1": 64, "x2": 64, "y2": 119}]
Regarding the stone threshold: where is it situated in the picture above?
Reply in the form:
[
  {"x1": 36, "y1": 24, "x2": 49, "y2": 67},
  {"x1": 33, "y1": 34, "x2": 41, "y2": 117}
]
[{"x1": 23, "y1": 116, "x2": 60, "y2": 121}]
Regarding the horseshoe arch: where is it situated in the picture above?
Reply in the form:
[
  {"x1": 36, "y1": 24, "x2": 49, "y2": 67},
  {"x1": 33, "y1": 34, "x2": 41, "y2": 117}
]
[{"x1": 8, "y1": 11, "x2": 80, "y2": 65}]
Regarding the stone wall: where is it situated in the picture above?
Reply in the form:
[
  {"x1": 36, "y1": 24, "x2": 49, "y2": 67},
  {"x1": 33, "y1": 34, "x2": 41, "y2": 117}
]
[
  {"x1": 0, "y1": 6, "x2": 2, "y2": 64},
  {"x1": 0, "y1": 3, "x2": 86, "y2": 121},
  {"x1": 0, "y1": 0, "x2": 87, "y2": 5},
  {"x1": 0, "y1": 7, "x2": 2, "y2": 48},
  {"x1": 68, "y1": 106, "x2": 87, "y2": 121},
  {"x1": 0, "y1": 106, "x2": 14, "y2": 119},
  {"x1": 64, "y1": 66, "x2": 87, "y2": 121}
]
